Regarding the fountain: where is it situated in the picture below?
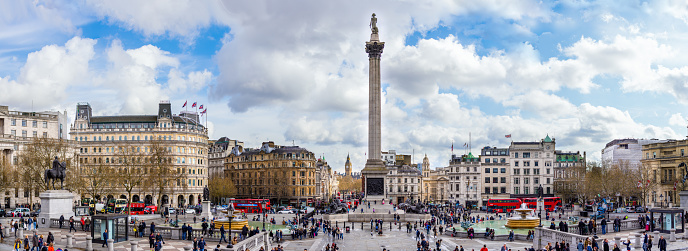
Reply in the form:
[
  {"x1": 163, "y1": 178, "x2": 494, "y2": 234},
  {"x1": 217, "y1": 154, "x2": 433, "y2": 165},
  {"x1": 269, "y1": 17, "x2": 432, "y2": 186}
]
[
  {"x1": 214, "y1": 205, "x2": 249, "y2": 230},
  {"x1": 504, "y1": 203, "x2": 540, "y2": 228}
]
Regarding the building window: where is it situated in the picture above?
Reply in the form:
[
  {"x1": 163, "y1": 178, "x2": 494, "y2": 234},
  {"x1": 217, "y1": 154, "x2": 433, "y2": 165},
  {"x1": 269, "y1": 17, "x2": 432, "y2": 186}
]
[
  {"x1": 32, "y1": 131, "x2": 37, "y2": 137},
  {"x1": 500, "y1": 168, "x2": 506, "y2": 173},
  {"x1": 485, "y1": 187, "x2": 490, "y2": 194},
  {"x1": 546, "y1": 168, "x2": 550, "y2": 174},
  {"x1": 42, "y1": 121, "x2": 47, "y2": 128},
  {"x1": 514, "y1": 161, "x2": 519, "y2": 167},
  {"x1": 22, "y1": 130, "x2": 27, "y2": 137},
  {"x1": 485, "y1": 168, "x2": 490, "y2": 173},
  {"x1": 524, "y1": 169, "x2": 530, "y2": 175},
  {"x1": 524, "y1": 178, "x2": 529, "y2": 184},
  {"x1": 32, "y1": 121, "x2": 37, "y2": 127},
  {"x1": 523, "y1": 152, "x2": 530, "y2": 158},
  {"x1": 501, "y1": 187, "x2": 506, "y2": 193},
  {"x1": 534, "y1": 169, "x2": 540, "y2": 175},
  {"x1": 22, "y1": 120, "x2": 26, "y2": 127},
  {"x1": 492, "y1": 168, "x2": 498, "y2": 173},
  {"x1": 11, "y1": 119, "x2": 16, "y2": 126},
  {"x1": 514, "y1": 178, "x2": 519, "y2": 184},
  {"x1": 485, "y1": 158, "x2": 490, "y2": 163},
  {"x1": 492, "y1": 177, "x2": 498, "y2": 183},
  {"x1": 42, "y1": 132, "x2": 47, "y2": 137},
  {"x1": 653, "y1": 152, "x2": 656, "y2": 158},
  {"x1": 534, "y1": 161, "x2": 539, "y2": 166},
  {"x1": 514, "y1": 187, "x2": 519, "y2": 194},
  {"x1": 546, "y1": 178, "x2": 550, "y2": 184},
  {"x1": 546, "y1": 187, "x2": 551, "y2": 194},
  {"x1": 501, "y1": 177, "x2": 506, "y2": 183},
  {"x1": 492, "y1": 187, "x2": 499, "y2": 194},
  {"x1": 10, "y1": 130, "x2": 16, "y2": 136},
  {"x1": 501, "y1": 158, "x2": 506, "y2": 163},
  {"x1": 525, "y1": 187, "x2": 529, "y2": 194},
  {"x1": 514, "y1": 168, "x2": 520, "y2": 175},
  {"x1": 534, "y1": 177, "x2": 539, "y2": 184},
  {"x1": 524, "y1": 161, "x2": 530, "y2": 166},
  {"x1": 485, "y1": 177, "x2": 490, "y2": 183}
]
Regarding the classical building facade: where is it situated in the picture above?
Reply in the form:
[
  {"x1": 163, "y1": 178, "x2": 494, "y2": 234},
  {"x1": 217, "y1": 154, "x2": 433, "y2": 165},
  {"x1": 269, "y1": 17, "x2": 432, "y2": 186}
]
[
  {"x1": 443, "y1": 153, "x2": 481, "y2": 208},
  {"x1": 640, "y1": 140, "x2": 688, "y2": 207},
  {"x1": 224, "y1": 141, "x2": 318, "y2": 206},
  {"x1": 386, "y1": 164, "x2": 422, "y2": 204},
  {"x1": 553, "y1": 151, "x2": 586, "y2": 203},
  {"x1": 421, "y1": 155, "x2": 450, "y2": 203},
  {"x1": 0, "y1": 105, "x2": 70, "y2": 207},
  {"x1": 509, "y1": 135, "x2": 556, "y2": 198},
  {"x1": 70, "y1": 101, "x2": 208, "y2": 207},
  {"x1": 479, "y1": 147, "x2": 510, "y2": 205},
  {"x1": 315, "y1": 158, "x2": 335, "y2": 201},
  {"x1": 208, "y1": 137, "x2": 243, "y2": 178}
]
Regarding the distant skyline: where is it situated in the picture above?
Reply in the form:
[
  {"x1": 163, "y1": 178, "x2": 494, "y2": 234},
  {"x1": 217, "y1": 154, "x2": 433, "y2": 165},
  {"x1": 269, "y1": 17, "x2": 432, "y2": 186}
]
[{"x1": 2, "y1": 1, "x2": 688, "y2": 173}]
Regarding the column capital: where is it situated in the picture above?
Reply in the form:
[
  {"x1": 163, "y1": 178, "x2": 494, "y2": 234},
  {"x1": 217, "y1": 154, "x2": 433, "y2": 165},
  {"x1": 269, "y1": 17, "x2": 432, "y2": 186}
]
[{"x1": 366, "y1": 41, "x2": 385, "y2": 58}]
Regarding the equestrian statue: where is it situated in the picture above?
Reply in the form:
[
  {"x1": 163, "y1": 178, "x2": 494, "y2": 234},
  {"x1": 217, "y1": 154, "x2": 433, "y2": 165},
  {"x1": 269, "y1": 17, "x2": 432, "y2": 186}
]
[{"x1": 45, "y1": 156, "x2": 67, "y2": 190}]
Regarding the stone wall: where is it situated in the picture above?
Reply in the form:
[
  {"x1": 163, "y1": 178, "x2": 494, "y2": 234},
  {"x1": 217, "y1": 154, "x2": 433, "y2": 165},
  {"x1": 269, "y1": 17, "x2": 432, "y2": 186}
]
[{"x1": 322, "y1": 213, "x2": 431, "y2": 222}]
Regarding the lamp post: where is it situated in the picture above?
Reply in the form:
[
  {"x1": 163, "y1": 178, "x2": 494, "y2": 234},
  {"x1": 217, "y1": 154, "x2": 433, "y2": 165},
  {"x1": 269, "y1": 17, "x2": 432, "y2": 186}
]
[{"x1": 538, "y1": 184, "x2": 543, "y2": 227}]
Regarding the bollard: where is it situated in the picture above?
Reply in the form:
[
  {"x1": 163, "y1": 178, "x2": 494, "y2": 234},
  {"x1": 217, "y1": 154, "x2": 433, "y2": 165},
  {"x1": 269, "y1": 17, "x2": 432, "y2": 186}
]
[
  {"x1": 18, "y1": 226, "x2": 23, "y2": 238},
  {"x1": 86, "y1": 236, "x2": 93, "y2": 251},
  {"x1": 67, "y1": 234, "x2": 73, "y2": 248},
  {"x1": 653, "y1": 231, "x2": 660, "y2": 242},
  {"x1": 614, "y1": 236, "x2": 621, "y2": 247},
  {"x1": 2, "y1": 225, "x2": 9, "y2": 239},
  {"x1": 670, "y1": 229, "x2": 676, "y2": 242},
  {"x1": 389, "y1": 222, "x2": 391, "y2": 230},
  {"x1": 361, "y1": 222, "x2": 363, "y2": 229},
  {"x1": 130, "y1": 240, "x2": 138, "y2": 251},
  {"x1": 107, "y1": 239, "x2": 114, "y2": 251},
  {"x1": 184, "y1": 246, "x2": 192, "y2": 251},
  {"x1": 634, "y1": 233, "x2": 642, "y2": 248}
]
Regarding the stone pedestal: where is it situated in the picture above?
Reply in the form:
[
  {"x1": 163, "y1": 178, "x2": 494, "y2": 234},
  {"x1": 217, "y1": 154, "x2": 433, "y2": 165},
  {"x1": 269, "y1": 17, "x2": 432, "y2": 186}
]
[
  {"x1": 614, "y1": 236, "x2": 621, "y2": 246},
  {"x1": 680, "y1": 191, "x2": 688, "y2": 210},
  {"x1": 107, "y1": 239, "x2": 114, "y2": 251},
  {"x1": 67, "y1": 234, "x2": 73, "y2": 248},
  {"x1": 362, "y1": 166, "x2": 388, "y2": 200},
  {"x1": 38, "y1": 190, "x2": 75, "y2": 228},
  {"x1": 130, "y1": 241, "x2": 138, "y2": 251},
  {"x1": 670, "y1": 229, "x2": 676, "y2": 242},
  {"x1": 634, "y1": 233, "x2": 642, "y2": 248},
  {"x1": 86, "y1": 236, "x2": 93, "y2": 251},
  {"x1": 202, "y1": 201, "x2": 213, "y2": 220}
]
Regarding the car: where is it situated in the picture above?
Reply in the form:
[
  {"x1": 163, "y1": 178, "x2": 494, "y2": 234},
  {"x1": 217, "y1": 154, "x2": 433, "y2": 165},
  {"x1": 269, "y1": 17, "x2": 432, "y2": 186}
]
[
  {"x1": 11, "y1": 208, "x2": 30, "y2": 217},
  {"x1": 277, "y1": 210, "x2": 293, "y2": 214},
  {"x1": 167, "y1": 208, "x2": 176, "y2": 214},
  {"x1": 0, "y1": 209, "x2": 5, "y2": 217},
  {"x1": 30, "y1": 209, "x2": 40, "y2": 217},
  {"x1": 185, "y1": 208, "x2": 196, "y2": 214},
  {"x1": 635, "y1": 207, "x2": 646, "y2": 213}
]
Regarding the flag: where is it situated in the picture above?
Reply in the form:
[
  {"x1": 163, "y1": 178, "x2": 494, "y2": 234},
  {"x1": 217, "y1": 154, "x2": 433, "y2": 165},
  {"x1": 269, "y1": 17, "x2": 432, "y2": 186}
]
[
  {"x1": 647, "y1": 179, "x2": 651, "y2": 185},
  {"x1": 637, "y1": 180, "x2": 642, "y2": 188},
  {"x1": 463, "y1": 143, "x2": 467, "y2": 147},
  {"x1": 192, "y1": 102, "x2": 197, "y2": 108},
  {"x1": 505, "y1": 134, "x2": 511, "y2": 138},
  {"x1": 182, "y1": 100, "x2": 187, "y2": 108},
  {"x1": 201, "y1": 108, "x2": 207, "y2": 114},
  {"x1": 451, "y1": 143, "x2": 453, "y2": 152},
  {"x1": 199, "y1": 105, "x2": 204, "y2": 110}
]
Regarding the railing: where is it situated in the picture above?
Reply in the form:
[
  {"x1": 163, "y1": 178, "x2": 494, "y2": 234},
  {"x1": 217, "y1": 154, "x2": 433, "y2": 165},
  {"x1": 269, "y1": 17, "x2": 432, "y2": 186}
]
[
  {"x1": 224, "y1": 232, "x2": 269, "y2": 251},
  {"x1": 535, "y1": 218, "x2": 644, "y2": 250}
]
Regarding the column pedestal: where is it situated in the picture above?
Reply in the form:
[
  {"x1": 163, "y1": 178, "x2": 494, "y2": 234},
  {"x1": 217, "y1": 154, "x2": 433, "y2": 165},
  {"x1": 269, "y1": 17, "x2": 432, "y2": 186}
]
[
  {"x1": 38, "y1": 190, "x2": 75, "y2": 228},
  {"x1": 202, "y1": 201, "x2": 213, "y2": 220}
]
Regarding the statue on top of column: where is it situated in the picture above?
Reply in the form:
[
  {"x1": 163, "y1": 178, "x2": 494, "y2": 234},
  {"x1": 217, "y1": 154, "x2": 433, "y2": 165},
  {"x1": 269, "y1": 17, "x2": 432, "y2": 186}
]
[{"x1": 370, "y1": 13, "x2": 378, "y2": 34}]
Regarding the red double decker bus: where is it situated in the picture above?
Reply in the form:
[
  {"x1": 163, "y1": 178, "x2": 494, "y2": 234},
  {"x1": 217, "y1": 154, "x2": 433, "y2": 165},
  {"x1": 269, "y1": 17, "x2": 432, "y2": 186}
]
[
  {"x1": 486, "y1": 198, "x2": 522, "y2": 213},
  {"x1": 228, "y1": 199, "x2": 271, "y2": 213},
  {"x1": 125, "y1": 202, "x2": 145, "y2": 215},
  {"x1": 522, "y1": 197, "x2": 562, "y2": 212}
]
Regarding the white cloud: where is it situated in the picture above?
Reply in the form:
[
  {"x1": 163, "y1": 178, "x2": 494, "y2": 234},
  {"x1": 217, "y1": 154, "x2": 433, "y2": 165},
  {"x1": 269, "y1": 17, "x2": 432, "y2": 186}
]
[
  {"x1": 669, "y1": 113, "x2": 686, "y2": 127},
  {"x1": 0, "y1": 37, "x2": 96, "y2": 108}
]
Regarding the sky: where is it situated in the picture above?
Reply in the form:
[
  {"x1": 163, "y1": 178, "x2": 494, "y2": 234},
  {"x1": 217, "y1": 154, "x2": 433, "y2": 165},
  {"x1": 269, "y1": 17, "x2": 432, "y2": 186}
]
[{"x1": 2, "y1": 0, "x2": 688, "y2": 174}]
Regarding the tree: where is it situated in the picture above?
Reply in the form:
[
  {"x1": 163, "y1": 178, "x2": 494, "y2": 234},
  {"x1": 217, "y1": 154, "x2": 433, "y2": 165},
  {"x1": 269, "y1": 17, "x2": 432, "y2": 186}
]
[
  {"x1": 270, "y1": 170, "x2": 291, "y2": 205},
  {"x1": 635, "y1": 163, "x2": 657, "y2": 207},
  {"x1": 208, "y1": 175, "x2": 237, "y2": 205},
  {"x1": 145, "y1": 140, "x2": 186, "y2": 207},
  {"x1": 80, "y1": 161, "x2": 117, "y2": 201},
  {"x1": 16, "y1": 137, "x2": 74, "y2": 203},
  {"x1": 338, "y1": 176, "x2": 362, "y2": 193},
  {"x1": 113, "y1": 144, "x2": 147, "y2": 216}
]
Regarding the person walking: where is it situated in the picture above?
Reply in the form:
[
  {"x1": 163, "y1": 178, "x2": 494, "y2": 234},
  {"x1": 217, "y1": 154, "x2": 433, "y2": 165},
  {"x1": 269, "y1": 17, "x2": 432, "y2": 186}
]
[
  {"x1": 102, "y1": 229, "x2": 109, "y2": 248},
  {"x1": 198, "y1": 237, "x2": 207, "y2": 251},
  {"x1": 149, "y1": 232, "x2": 155, "y2": 249},
  {"x1": 68, "y1": 217, "x2": 77, "y2": 233},
  {"x1": 58, "y1": 215, "x2": 64, "y2": 229},
  {"x1": 658, "y1": 236, "x2": 667, "y2": 251},
  {"x1": 219, "y1": 225, "x2": 227, "y2": 243},
  {"x1": 31, "y1": 233, "x2": 38, "y2": 251},
  {"x1": 14, "y1": 238, "x2": 22, "y2": 251}
]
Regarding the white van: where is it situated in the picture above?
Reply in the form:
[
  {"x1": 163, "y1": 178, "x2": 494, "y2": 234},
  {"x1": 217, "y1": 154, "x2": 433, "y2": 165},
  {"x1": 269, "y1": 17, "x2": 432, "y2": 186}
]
[{"x1": 12, "y1": 208, "x2": 30, "y2": 217}]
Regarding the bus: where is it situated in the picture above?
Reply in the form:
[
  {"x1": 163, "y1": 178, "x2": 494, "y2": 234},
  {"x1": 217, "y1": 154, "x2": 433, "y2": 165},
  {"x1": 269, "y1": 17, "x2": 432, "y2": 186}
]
[
  {"x1": 124, "y1": 202, "x2": 145, "y2": 215},
  {"x1": 522, "y1": 197, "x2": 562, "y2": 212},
  {"x1": 103, "y1": 199, "x2": 128, "y2": 213},
  {"x1": 486, "y1": 198, "x2": 522, "y2": 213},
  {"x1": 227, "y1": 199, "x2": 271, "y2": 213},
  {"x1": 81, "y1": 198, "x2": 96, "y2": 207}
]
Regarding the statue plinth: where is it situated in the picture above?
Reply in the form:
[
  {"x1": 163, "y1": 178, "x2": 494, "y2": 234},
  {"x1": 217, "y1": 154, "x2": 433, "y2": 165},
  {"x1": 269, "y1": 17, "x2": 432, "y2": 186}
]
[
  {"x1": 38, "y1": 190, "x2": 76, "y2": 228},
  {"x1": 201, "y1": 200, "x2": 213, "y2": 220}
]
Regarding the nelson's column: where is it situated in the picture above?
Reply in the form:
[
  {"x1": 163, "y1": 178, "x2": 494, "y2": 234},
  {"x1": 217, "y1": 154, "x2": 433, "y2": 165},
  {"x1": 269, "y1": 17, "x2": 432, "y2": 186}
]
[{"x1": 362, "y1": 13, "x2": 387, "y2": 200}]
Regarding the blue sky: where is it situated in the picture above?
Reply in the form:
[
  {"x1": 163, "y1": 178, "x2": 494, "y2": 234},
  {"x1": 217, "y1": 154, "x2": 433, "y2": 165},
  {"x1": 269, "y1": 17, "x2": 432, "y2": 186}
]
[{"x1": 2, "y1": 0, "x2": 688, "y2": 172}]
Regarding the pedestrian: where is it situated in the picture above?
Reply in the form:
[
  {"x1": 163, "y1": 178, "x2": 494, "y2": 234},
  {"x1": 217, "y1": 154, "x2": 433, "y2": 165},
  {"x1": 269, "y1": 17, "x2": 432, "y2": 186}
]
[
  {"x1": 198, "y1": 237, "x2": 206, "y2": 251},
  {"x1": 58, "y1": 215, "x2": 64, "y2": 229},
  {"x1": 14, "y1": 238, "x2": 22, "y2": 251},
  {"x1": 68, "y1": 217, "x2": 76, "y2": 233},
  {"x1": 658, "y1": 236, "x2": 666, "y2": 251},
  {"x1": 149, "y1": 232, "x2": 155, "y2": 249},
  {"x1": 101, "y1": 229, "x2": 109, "y2": 248},
  {"x1": 219, "y1": 225, "x2": 227, "y2": 243}
]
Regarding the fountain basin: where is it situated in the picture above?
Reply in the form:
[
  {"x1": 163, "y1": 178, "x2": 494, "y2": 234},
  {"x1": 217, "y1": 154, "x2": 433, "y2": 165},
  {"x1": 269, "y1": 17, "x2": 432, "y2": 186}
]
[{"x1": 504, "y1": 218, "x2": 540, "y2": 228}]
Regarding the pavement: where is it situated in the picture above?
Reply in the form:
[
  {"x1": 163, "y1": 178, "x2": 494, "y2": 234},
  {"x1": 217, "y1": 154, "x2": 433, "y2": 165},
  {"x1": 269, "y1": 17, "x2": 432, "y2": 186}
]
[{"x1": 1, "y1": 202, "x2": 687, "y2": 250}]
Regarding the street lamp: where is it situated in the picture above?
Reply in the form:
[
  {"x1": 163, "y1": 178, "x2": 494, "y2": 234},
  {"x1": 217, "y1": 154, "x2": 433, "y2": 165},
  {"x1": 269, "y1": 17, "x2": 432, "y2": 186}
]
[{"x1": 538, "y1": 184, "x2": 543, "y2": 227}]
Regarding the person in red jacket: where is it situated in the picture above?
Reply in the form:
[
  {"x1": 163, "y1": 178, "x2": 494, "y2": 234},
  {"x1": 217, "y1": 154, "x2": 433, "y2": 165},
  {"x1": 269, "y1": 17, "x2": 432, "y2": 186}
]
[{"x1": 480, "y1": 245, "x2": 489, "y2": 251}]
